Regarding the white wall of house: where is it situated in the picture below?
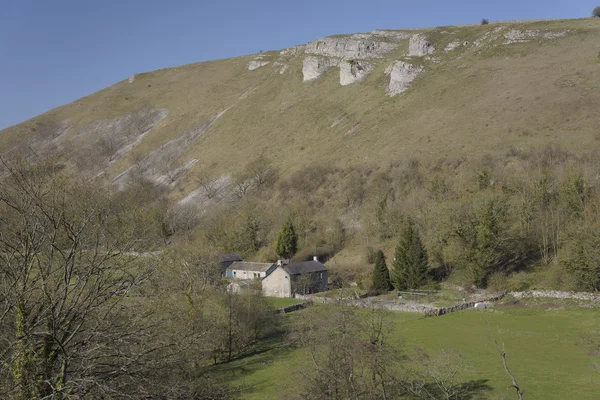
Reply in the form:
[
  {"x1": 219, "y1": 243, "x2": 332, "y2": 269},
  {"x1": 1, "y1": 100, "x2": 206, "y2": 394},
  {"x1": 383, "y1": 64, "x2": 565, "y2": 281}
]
[
  {"x1": 229, "y1": 269, "x2": 268, "y2": 279},
  {"x1": 262, "y1": 267, "x2": 292, "y2": 298}
]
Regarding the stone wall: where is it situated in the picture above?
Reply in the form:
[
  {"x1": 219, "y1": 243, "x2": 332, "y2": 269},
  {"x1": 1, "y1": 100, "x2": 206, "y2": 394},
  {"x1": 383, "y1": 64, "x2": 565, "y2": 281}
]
[
  {"x1": 511, "y1": 290, "x2": 600, "y2": 301},
  {"x1": 275, "y1": 302, "x2": 312, "y2": 314},
  {"x1": 295, "y1": 292, "x2": 508, "y2": 317}
]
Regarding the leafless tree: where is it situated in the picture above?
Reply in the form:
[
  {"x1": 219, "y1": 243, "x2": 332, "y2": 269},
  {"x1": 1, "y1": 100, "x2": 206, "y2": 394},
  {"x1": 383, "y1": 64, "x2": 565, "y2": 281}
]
[
  {"x1": 490, "y1": 326, "x2": 524, "y2": 400},
  {"x1": 195, "y1": 171, "x2": 220, "y2": 199},
  {"x1": 0, "y1": 158, "x2": 159, "y2": 397},
  {"x1": 247, "y1": 155, "x2": 279, "y2": 187},
  {"x1": 291, "y1": 304, "x2": 402, "y2": 399}
]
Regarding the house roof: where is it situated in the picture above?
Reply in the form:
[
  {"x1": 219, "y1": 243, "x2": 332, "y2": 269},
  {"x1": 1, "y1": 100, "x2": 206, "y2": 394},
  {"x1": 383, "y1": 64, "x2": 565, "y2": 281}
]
[
  {"x1": 226, "y1": 261, "x2": 275, "y2": 272},
  {"x1": 220, "y1": 253, "x2": 243, "y2": 263},
  {"x1": 283, "y1": 260, "x2": 327, "y2": 275}
]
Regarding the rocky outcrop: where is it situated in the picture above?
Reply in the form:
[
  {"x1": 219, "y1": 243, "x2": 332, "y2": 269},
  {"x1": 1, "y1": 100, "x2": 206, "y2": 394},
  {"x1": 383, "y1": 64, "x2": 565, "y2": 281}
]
[
  {"x1": 473, "y1": 27, "x2": 505, "y2": 47},
  {"x1": 248, "y1": 60, "x2": 269, "y2": 71},
  {"x1": 339, "y1": 60, "x2": 373, "y2": 85},
  {"x1": 386, "y1": 61, "x2": 424, "y2": 96},
  {"x1": 445, "y1": 40, "x2": 469, "y2": 51},
  {"x1": 409, "y1": 34, "x2": 434, "y2": 56},
  {"x1": 280, "y1": 45, "x2": 305, "y2": 56},
  {"x1": 504, "y1": 29, "x2": 568, "y2": 44},
  {"x1": 305, "y1": 36, "x2": 398, "y2": 59},
  {"x1": 302, "y1": 56, "x2": 338, "y2": 82}
]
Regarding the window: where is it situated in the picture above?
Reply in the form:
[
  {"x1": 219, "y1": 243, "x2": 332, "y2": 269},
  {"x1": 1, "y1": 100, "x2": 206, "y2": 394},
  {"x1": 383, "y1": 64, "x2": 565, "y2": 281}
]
[{"x1": 233, "y1": 271, "x2": 236, "y2": 278}]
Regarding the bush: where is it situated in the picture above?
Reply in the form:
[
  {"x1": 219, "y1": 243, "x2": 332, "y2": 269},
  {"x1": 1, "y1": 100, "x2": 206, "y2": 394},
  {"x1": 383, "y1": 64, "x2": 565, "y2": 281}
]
[
  {"x1": 594, "y1": 6, "x2": 600, "y2": 17},
  {"x1": 487, "y1": 272, "x2": 509, "y2": 292},
  {"x1": 481, "y1": 18, "x2": 489, "y2": 25}
]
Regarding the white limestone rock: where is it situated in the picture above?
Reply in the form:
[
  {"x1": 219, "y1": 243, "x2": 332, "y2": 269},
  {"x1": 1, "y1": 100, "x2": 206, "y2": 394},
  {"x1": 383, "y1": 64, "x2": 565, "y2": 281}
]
[
  {"x1": 473, "y1": 27, "x2": 505, "y2": 47},
  {"x1": 248, "y1": 60, "x2": 269, "y2": 71},
  {"x1": 339, "y1": 60, "x2": 373, "y2": 85},
  {"x1": 445, "y1": 41, "x2": 469, "y2": 52},
  {"x1": 302, "y1": 56, "x2": 338, "y2": 82},
  {"x1": 280, "y1": 45, "x2": 305, "y2": 56},
  {"x1": 386, "y1": 61, "x2": 424, "y2": 96},
  {"x1": 504, "y1": 29, "x2": 567, "y2": 44},
  {"x1": 305, "y1": 36, "x2": 398, "y2": 59},
  {"x1": 409, "y1": 34, "x2": 434, "y2": 56}
]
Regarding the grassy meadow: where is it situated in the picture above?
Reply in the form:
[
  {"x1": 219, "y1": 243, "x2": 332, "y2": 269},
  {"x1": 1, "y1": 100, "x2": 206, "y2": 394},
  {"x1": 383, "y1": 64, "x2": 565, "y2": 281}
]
[{"x1": 218, "y1": 300, "x2": 600, "y2": 399}]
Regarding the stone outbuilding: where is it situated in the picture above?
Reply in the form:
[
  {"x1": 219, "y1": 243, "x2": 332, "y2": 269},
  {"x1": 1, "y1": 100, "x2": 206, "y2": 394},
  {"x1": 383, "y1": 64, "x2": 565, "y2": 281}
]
[
  {"x1": 262, "y1": 257, "x2": 328, "y2": 298},
  {"x1": 226, "y1": 261, "x2": 277, "y2": 280}
]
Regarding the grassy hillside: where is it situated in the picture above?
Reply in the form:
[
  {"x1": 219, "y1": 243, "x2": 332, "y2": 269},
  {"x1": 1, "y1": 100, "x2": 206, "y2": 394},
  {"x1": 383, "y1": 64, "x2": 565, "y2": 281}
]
[
  {"x1": 2, "y1": 18, "x2": 600, "y2": 293},
  {"x1": 2, "y1": 19, "x2": 598, "y2": 187}
]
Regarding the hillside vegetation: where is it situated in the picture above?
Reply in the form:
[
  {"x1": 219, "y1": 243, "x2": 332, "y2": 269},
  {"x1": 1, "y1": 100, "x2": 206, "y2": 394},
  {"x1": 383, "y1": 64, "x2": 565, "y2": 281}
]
[{"x1": 2, "y1": 18, "x2": 600, "y2": 291}]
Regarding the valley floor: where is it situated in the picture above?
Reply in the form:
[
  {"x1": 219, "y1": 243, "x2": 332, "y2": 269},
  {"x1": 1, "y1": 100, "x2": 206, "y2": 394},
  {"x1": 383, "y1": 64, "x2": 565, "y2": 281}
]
[{"x1": 216, "y1": 298, "x2": 600, "y2": 399}]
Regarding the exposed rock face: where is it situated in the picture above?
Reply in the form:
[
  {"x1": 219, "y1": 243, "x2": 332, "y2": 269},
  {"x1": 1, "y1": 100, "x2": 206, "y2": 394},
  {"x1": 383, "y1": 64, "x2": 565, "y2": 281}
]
[
  {"x1": 280, "y1": 45, "x2": 305, "y2": 56},
  {"x1": 305, "y1": 36, "x2": 398, "y2": 59},
  {"x1": 473, "y1": 27, "x2": 505, "y2": 47},
  {"x1": 504, "y1": 29, "x2": 568, "y2": 44},
  {"x1": 445, "y1": 41, "x2": 469, "y2": 51},
  {"x1": 409, "y1": 34, "x2": 434, "y2": 56},
  {"x1": 386, "y1": 61, "x2": 424, "y2": 96},
  {"x1": 339, "y1": 60, "x2": 373, "y2": 85},
  {"x1": 302, "y1": 56, "x2": 338, "y2": 82},
  {"x1": 248, "y1": 60, "x2": 269, "y2": 71}
]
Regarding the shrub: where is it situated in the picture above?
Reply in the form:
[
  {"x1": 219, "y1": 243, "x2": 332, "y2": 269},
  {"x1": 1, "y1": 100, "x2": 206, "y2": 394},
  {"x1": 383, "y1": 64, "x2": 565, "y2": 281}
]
[
  {"x1": 594, "y1": 6, "x2": 600, "y2": 17},
  {"x1": 481, "y1": 18, "x2": 489, "y2": 25}
]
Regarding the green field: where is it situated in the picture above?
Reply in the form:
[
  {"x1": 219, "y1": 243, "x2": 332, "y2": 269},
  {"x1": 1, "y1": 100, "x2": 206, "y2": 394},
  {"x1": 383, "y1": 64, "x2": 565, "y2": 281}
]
[
  {"x1": 265, "y1": 297, "x2": 305, "y2": 309},
  {"x1": 218, "y1": 301, "x2": 600, "y2": 399}
]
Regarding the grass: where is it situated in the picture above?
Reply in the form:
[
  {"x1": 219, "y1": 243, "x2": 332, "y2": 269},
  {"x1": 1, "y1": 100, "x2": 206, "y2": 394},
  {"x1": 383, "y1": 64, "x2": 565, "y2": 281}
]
[
  {"x1": 220, "y1": 303, "x2": 600, "y2": 399},
  {"x1": 265, "y1": 297, "x2": 304, "y2": 309},
  {"x1": 2, "y1": 19, "x2": 599, "y2": 194}
]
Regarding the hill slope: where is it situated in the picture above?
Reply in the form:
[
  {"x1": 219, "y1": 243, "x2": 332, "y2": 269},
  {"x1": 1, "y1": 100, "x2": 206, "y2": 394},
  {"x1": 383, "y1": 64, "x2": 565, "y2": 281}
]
[{"x1": 2, "y1": 18, "x2": 598, "y2": 199}]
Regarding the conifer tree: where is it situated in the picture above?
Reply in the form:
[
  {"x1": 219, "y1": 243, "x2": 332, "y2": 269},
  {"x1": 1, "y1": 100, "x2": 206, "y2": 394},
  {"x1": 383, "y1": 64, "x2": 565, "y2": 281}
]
[
  {"x1": 275, "y1": 218, "x2": 298, "y2": 260},
  {"x1": 372, "y1": 250, "x2": 393, "y2": 292},
  {"x1": 392, "y1": 221, "x2": 429, "y2": 290}
]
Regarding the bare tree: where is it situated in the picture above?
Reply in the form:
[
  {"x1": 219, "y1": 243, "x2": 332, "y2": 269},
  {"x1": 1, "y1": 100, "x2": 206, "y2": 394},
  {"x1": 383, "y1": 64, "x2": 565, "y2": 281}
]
[
  {"x1": 0, "y1": 158, "x2": 157, "y2": 397},
  {"x1": 291, "y1": 304, "x2": 402, "y2": 399},
  {"x1": 246, "y1": 155, "x2": 278, "y2": 187},
  {"x1": 404, "y1": 348, "x2": 482, "y2": 400},
  {"x1": 195, "y1": 171, "x2": 220, "y2": 199},
  {"x1": 233, "y1": 171, "x2": 254, "y2": 199},
  {"x1": 490, "y1": 326, "x2": 524, "y2": 400}
]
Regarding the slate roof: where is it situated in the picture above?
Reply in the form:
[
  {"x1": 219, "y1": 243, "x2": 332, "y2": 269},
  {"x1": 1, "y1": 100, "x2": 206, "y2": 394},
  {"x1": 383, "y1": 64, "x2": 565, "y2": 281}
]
[
  {"x1": 220, "y1": 253, "x2": 243, "y2": 263},
  {"x1": 283, "y1": 260, "x2": 327, "y2": 275},
  {"x1": 227, "y1": 261, "x2": 276, "y2": 272}
]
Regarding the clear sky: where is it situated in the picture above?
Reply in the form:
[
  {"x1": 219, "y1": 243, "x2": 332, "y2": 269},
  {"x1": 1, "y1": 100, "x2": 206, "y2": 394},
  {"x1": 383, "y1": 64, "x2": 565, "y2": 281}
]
[{"x1": 0, "y1": 0, "x2": 596, "y2": 130}]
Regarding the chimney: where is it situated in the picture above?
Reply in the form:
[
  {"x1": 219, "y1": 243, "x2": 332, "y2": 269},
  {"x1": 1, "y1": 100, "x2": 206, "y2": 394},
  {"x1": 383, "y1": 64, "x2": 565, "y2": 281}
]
[
  {"x1": 277, "y1": 260, "x2": 282, "y2": 266},
  {"x1": 313, "y1": 256, "x2": 318, "y2": 262}
]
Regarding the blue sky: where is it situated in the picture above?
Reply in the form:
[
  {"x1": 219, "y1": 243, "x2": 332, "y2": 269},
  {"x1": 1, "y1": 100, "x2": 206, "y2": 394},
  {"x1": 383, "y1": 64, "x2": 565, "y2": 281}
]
[{"x1": 0, "y1": 0, "x2": 595, "y2": 130}]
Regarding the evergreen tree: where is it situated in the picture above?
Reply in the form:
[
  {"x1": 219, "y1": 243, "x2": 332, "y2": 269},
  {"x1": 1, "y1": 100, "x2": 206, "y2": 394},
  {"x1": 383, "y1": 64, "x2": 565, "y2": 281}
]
[
  {"x1": 372, "y1": 250, "x2": 393, "y2": 292},
  {"x1": 275, "y1": 218, "x2": 298, "y2": 260},
  {"x1": 392, "y1": 221, "x2": 429, "y2": 290}
]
